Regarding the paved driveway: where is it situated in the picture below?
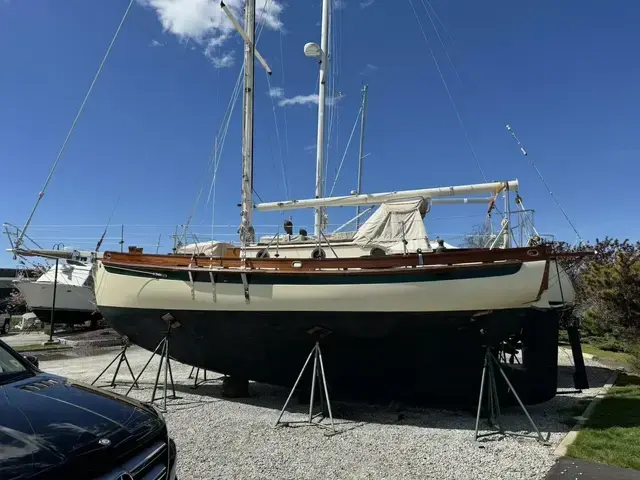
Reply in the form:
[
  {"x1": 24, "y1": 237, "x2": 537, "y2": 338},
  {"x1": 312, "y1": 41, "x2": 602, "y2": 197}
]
[{"x1": 1, "y1": 331, "x2": 50, "y2": 347}]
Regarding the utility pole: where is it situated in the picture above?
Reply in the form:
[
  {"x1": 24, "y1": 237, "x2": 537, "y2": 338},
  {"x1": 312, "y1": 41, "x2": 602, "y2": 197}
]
[{"x1": 356, "y1": 84, "x2": 368, "y2": 228}]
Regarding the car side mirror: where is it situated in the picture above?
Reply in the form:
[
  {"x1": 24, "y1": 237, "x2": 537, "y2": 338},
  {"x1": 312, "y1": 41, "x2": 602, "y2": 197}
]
[{"x1": 23, "y1": 354, "x2": 39, "y2": 369}]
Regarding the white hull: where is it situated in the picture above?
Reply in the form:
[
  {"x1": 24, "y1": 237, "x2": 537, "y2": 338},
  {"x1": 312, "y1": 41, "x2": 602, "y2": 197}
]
[
  {"x1": 95, "y1": 260, "x2": 549, "y2": 313},
  {"x1": 16, "y1": 280, "x2": 96, "y2": 313}
]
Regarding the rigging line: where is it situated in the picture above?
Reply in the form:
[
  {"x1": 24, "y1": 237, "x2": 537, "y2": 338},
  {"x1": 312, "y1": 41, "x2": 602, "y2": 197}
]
[
  {"x1": 188, "y1": 0, "x2": 273, "y2": 237},
  {"x1": 419, "y1": 0, "x2": 462, "y2": 85},
  {"x1": 181, "y1": 187, "x2": 204, "y2": 244},
  {"x1": 252, "y1": 187, "x2": 265, "y2": 203},
  {"x1": 206, "y1": 0, "x2": 272, "y2": 206},
  {"x1": 506, "y1": 124, "x2": 583, "y2": 243},
  {"x1": 206, "y1": 64, "x2": 244, "y2": 205},
  {"x1": 95, "y1": 196, "x2": 120, "y2": 252},
  {"x1": 407, "y1": 0, "x2": 488, "y2": 183},
  {"x1": 266, "y1": 72, "x2": 290, "y2": 198},
  {"x1": 279, "y1": 29, "x2": 290, "y2": 159},
  {"x1": 208, "y1": 67, "x2": 243, "y2": 239},
  {"x1": 190, "y1": 67, "x2": 243, "y2": 241},
  {"x1": 16, "y1": 0, "x2": 135, "y2": 250},
  {"x1": 423, "y1": 0, "x2": 458, "y2": 48},
  {"x1": 328, "y1": 105, "x2": 363, "y2": 197}
]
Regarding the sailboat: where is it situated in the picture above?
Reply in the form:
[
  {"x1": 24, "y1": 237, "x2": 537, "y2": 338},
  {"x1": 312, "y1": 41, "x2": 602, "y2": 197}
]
[{"x1": 93, "y1": 0, "x2": 589, "y2": 405}]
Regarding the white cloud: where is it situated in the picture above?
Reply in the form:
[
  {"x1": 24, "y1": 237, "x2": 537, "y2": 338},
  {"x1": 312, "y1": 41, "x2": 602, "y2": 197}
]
[
  {"x1": 268, "y1": 87, "x2": 284, "y2": 98},
  {"x1": 304, "y1": 144, "x2": 316, "y2": 152},
  {"x1": 360, "y1": 63, "x2": 378, "y2": 75},
  {"x1": 209, "y1": 51, "x2": 235, "y2": 68},
  {"x1": 139, "y1": 0, "x2": 284, "y2": 67},
  {"x1": 278, "y1": 93, "x2": 343, "y2": 107},
  {"x1": 278, "y1": 94, "x2": 319, "y2": 107},
  {"x1": 333, "y1": 0, "x2": 346, "y2": 9},
  {"x1": 359, "y1": 0, "x2": 375, "y2": 8},
  {"x1": 149, "y1": 39, "x2": 165, "y2": 47}
]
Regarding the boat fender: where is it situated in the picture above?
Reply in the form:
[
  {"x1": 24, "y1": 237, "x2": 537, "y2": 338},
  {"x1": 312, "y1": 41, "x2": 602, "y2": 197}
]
[{"x1": 417, "y1": 248, "x2": 423, "y2": 265}]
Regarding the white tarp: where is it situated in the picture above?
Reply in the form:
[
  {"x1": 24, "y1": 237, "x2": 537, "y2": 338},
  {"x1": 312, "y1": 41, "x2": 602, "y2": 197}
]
[
  {"x1": 176, "y1": 241, "x2": 233, "y2": 257},
  {"x1": 352, "y1": 198, "x2": 433, "y2": 254}
]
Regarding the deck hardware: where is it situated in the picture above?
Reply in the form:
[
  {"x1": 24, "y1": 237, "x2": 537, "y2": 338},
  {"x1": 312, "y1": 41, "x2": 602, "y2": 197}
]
[
  {"x1": 241, "y1": 272, "x2": 250, "y2": 303},
  {"x1": 209, "y1": 271, "x2": 217, "y2": 303},
  {"x1": 187, "y1": 264, "x2": 195, "y2": 300}
]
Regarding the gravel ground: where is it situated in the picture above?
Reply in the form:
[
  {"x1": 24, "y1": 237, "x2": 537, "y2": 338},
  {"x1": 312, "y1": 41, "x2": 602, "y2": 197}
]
[{"x1": 38, "y1": 346, "x2": 614, "y2": 480}]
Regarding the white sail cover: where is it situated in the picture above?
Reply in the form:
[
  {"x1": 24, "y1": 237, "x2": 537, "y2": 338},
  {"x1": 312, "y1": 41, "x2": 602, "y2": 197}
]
[
  {"x1": 353, "y1": 198, "x2": 432, "y2": 254},
  {"x1": 176, "y1": 241, "x2": 234, "y2": 256}
]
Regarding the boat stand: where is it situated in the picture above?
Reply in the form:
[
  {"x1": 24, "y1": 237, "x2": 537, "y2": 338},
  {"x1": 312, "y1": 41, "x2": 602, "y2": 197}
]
[
  {"x1": 91, "y1": 338, "x2": 139, "y2": 389},
  {"x1": 126, "y1": 323, "x2": 177, "y2": 412},
  {"x1": 188, "y1": 367, "x2": 223, "y2": 389},
  {"x1": 274, "y1": 341, "x2": 335, "y2": 433},
  {"x1": 474, "y1": 346, "x2": 548, "y2": 444}
]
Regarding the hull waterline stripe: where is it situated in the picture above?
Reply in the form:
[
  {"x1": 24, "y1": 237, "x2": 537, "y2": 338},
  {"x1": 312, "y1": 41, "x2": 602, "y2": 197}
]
[{"x1": 103, "y1": 262, "x2": 523, "y2": 285}]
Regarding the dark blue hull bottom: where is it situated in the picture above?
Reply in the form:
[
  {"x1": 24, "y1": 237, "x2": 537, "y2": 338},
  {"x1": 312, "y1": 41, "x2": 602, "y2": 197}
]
[{"x1": 100, "y1": 307, "x2": 560, "y2": 407}]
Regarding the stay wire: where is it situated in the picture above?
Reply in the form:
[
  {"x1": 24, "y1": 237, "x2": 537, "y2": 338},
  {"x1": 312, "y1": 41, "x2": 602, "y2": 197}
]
[
  {"x1": 16, "y1": 0, "x2": 135, "y2": 249},
  {"x1": 419, "y1": 0, "x2": 463, "y2": 85},
  {"x1": 506, "y1": 125, "x2": 583, "y2": 244},
  {"x1": 266, "y1": 72, "x2": 290, "y2": 198},
  {"x1": 407, "y1": 0, "x2": 487, "y2": 182},
  {"x1": 329, "y1": 105, "x2": 363, "y2": 197}
]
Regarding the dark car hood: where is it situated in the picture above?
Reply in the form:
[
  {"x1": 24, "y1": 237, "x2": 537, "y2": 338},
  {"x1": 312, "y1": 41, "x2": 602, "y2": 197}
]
[{"x1": 0, "y1": 373, "x2": 164, "y2": 479}]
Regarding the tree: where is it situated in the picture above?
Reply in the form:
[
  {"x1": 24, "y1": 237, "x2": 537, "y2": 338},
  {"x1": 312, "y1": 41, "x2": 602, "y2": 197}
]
[
  {"x1": 7, "y1": 290, "x2": 27, "y2": 314},
  {"x1": 463, "y1": 222, "x2": 500, "y2": 249},
  {"x1": 580, "y1": 238, "x2": 640, "y2": 342}
]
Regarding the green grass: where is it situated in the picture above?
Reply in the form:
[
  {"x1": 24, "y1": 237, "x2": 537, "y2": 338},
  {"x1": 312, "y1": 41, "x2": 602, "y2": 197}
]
[
  {"x1": 580, "y1": 344, "x2": 637, "y2": 367},
  {"x1": 567, "y1": 373, "x2": 640, "y2": 470},
  {"x1": 557, "y1": 398, "x2": 592, "y2": 427}
]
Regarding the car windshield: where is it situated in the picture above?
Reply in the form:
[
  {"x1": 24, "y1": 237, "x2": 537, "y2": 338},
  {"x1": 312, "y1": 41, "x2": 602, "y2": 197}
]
[{"x1": 0, "y1": 343, "x2": 28, "y2": 377}]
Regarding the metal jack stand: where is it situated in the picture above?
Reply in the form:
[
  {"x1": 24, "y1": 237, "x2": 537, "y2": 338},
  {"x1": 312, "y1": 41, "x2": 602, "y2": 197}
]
[
  {"x1": 188, "y1": 367, "x2": 222, "y2": 389},
  {"x1": 126, "y1": 314, "x2": 180, "y2": 412},
  {"x1": 91, "y1": 337, "x2": 138, "y2": 389},
  {"x1": 275, "y1": 328, "x2": 335, "y2": 433},
  {"x1": 474, "y1": 346, "x2": 548, "y2": 444}
]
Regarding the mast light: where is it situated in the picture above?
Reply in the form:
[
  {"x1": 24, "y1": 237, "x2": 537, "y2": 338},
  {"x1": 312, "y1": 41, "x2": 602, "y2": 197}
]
[{"x1": 304, "y1": 42, "x2": 322, "y2": 58}]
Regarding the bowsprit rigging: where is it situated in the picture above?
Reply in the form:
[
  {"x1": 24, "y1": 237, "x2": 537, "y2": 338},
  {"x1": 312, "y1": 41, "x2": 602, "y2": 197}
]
[{"x1": 506, "y1": 124, "x2": 583, "y2": 246}]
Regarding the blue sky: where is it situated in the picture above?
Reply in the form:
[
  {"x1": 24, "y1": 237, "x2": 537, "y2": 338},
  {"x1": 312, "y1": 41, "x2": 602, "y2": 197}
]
[{"x1": 1, "y1": 0, "x2": 639, "y2": 266}]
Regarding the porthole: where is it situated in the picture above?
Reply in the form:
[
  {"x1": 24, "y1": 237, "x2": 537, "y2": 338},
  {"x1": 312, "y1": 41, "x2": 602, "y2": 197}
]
[
  {"x1": 257, "y1": 249, "x2": 270, "y2": 258},
  {"x1": 311, "y1": 248, "x2": 326, "y2": 259}
]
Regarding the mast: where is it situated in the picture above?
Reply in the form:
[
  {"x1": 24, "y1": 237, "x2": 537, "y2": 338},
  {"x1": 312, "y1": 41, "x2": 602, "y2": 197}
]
[
  {"x1": 313, "y1": 0, "x2": 331, "y2": 237},
  {"x1": 355, "y1": 84, "x2": 368, "y2": 228},
  {"x1": 239, "y1": 0, "x2": 256, "y2": 245}
]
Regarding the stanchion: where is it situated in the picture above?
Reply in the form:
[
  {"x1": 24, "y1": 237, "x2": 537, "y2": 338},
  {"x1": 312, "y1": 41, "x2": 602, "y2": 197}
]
[
  {"x1": 126, "y1": 313, "x2": 179, "y2": 412},
  {"x1": 275, "y1": 327, "x2": 335, "y2": 433},
  {"x1": 91, "y1": 336, "x2": 138, "y2": 389},
  {"x1": 474, "y1": 346, "x2": 549, "y2": 444}
]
